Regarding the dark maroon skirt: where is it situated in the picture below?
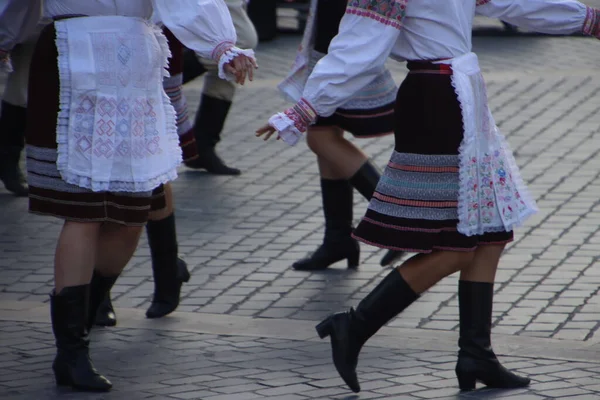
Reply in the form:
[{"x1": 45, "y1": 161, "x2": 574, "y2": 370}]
[{"x1": 352, "y1": 62, "x2": 513, "y2": 253}]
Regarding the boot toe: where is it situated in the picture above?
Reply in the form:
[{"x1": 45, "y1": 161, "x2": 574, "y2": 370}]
[
  {"x1": 146, "y1": 301, "x2": 178, "y2": 319},
  {"x1": 94, "y1": 311, "x2": 117, "y2": 327}
]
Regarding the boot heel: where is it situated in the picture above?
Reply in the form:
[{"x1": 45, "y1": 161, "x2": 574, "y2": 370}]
[
  {"x1": 315, "y1": 316, "x2": 334, "y2": 339},
  {"x1": 456, "y1": 370, "x2": 476, "y2": 391},
  {"x1": 54, "y1": 370, "x2": 71, "y2": 386},
  {"x1": 347, "y1": 249, "x2": 360, "y2": 269},
  {"x1": 177, "y1": 258, "x2": 191, "y2": 283}
]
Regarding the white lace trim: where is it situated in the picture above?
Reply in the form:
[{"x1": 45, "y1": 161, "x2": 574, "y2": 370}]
[
  {"x1": 217, "y1": 47, "x2": 257, "y2": 81},
  {"x1": 54, "y1": 18, "x2": 181, "y2": 193},
  {"x1": 268, "y1": 113, "x2": 303, "y2": 146},
  {"x1": 447, "y1": 53, "x2": 538, "y2": 236}
]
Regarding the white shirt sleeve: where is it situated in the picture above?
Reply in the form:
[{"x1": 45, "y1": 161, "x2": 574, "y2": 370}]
[
  {"x1": 476, "y1": 0, "x2": 598, "y2": 37},
  {"x1": 0, "y1": 0, "x2": 43, "y2": 71},
  {"x1": 152, "y1": 0, "x2": 255, "y2": 80},
  {"x1": 268, "y1": 0, "x2": 406, "y2": 145},
  {"x1": 302, "y1": 10, "x2": 402, "y2": 117}
]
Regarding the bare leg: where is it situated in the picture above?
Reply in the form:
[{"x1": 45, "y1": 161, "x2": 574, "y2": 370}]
[
  {"x1": 307, "y1": 126, "x2": 368, "y2": 179},
  {"x1": 397, "y1": 250, "x2": 475, "y2": 294},
  {"x1": 94, "y1": 223, "x2": 144, "y2": 277},
  {"x1": 54, "y1": 221, "x2": 102, "y2": 293},
  {"x1": 88, "y1": 222, "x2": 144, "y2": 328},
  {"x1": 459, "y1": 243, "x2": 504, "y2": 283},
  {"x1": 51, "y1": 220, "x2": 112, "y2": 392}
]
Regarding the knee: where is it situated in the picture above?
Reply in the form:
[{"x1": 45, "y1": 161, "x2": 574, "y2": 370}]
[
  {"x1": 306, "y1": 128, "x2": 340, "y2": 156},
  {"x1": 443, "y1": 251, "x2": 476, "y2": 276}
]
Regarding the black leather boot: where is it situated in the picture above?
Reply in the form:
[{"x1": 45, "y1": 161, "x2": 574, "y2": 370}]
[
  {"x1": 146, "y1": 213, "x2": 191, "y2": 319},
  {"x1": 0, "y1": 102, "x2": 28, "y2": 197},
  {"x1": 316, "y1": 270, "x2": 419, "y2": 393},
  {"x1": 293, "y1": 179, "x2": 359, "y2": 271},
  {"x1": 348, "y1": 161, "x2": 403, "y2": 267},
  {"x1": 50, "y1": 285, "x2": 112, "y2": 392},
  {"x1": 455, "y1": 281, "x2": 530, "y2": 391},
  {"x1": 185, "y1": 95, "x2": 240, "y2": 175},
  {"x1": 89, "y1": 271, "x2": 119, "y2": 329}
]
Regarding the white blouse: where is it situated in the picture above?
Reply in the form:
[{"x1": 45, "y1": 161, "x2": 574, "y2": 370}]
[
  {"x1": 300, "y1": 0, "x2": 598, "y2": 119},
  {"x1": 0, "y1": 0, "x2": 251, "y2": 75}
]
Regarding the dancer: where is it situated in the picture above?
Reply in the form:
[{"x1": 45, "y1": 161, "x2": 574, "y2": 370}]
[
  {"x1": 258, "y1": 0, "x2": 599, "y2": 393},
  {"x1": 1, "y1": 0, "x2": 256, "y2": 392},
  {"x1": 0, "y1": 25, "x2": 46, "y2": 196},
  {"x1": 184, "y1": 0, "x2": 259, "y2": 175},
  {"x1": 93, "y1": 28, "x2": 200, "y2": 328},
  {"x1": 277, "y1": 0, "x2": 403, "y2": 271}
]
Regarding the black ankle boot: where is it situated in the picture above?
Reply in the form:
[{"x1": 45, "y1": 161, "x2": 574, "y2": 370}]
[
  {"x1": 293, "y1": 179, "x2": 359, "y2": 271},
  {"x1": 89, "y1": 271, "x2": 119, "y2": 329},
  {"x1": 348, "y1": 161, "x2": 403, "y2": 267},
  {"x1": 316, "y1": 270, "x2": 419, "y2": 392},
  {"x1": 185, "y1": 95, "x2": 240, "y2": 175},
  {"x1": 455, "y1": 281, "x2": 530, "y2": 391},
  {"x1": 0, "y1": 102, "x2": 28, "y2": 197},
  {"x1": 145, "y1": 214, "x2": 191, "y2": 319},
  {"x1": 51, "y1": 285, "x2": 112, "y2": 392}
]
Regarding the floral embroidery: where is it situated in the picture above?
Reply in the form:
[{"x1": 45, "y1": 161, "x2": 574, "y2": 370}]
[
  {"x1": 583, "y1": 7, "x2": 600, "y2": 38},
  {"x1": 476, "y1": 0, "x2": 492, "y2": 6},
  {"x1": 283, "y1": 97, "x2": 317, "y2": 133},
  {"x1": 346, "y1": 0, "x2": 408, "y2": 30}
]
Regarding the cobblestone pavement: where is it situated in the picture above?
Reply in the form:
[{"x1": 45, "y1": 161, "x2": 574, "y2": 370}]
[{"x1": 2, "y1": 13, "x2": 600, "y2": 400}]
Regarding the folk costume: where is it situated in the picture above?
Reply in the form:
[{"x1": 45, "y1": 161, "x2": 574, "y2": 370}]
[
  {"x1": 0, "y1": 0, "x2": 256, "y2": 392},
  {"x1": 93, "y1": 27, "x2": 198, "y2": 328},
  {"x1": 278, "y1": 0, "x2": 403, "y2": 271},
  {"x1": 266, "y1": 0, "x2": 600, "y2": 393}
]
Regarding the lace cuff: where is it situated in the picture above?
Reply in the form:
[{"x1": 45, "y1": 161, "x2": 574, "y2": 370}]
[
  {"x1": 0, "y1": 50, "x2": 13, "y2": 73},
  {"x1": 583, "y1": 7, "x2": 600, "y2": 38},
  {"x1": 212, "y1": 41, "x2": 257, "y2": 81},
  {"x1": 267, "y1": 98, "x2": 318, "y2": 146}
]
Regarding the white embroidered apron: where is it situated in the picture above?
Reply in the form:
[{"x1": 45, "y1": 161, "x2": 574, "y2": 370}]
[
  {"x1": 439, "y1": 53, "x2": 538, "y2": 236},
  {"x1": 55, "y1": 16, "x2": 182, "y2": 193}
]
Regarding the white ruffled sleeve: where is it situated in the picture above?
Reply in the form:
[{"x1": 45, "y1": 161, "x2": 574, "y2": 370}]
[
  {"x1": 269, "y1": 0, "x2": 406, "y2": 146},
  {"x1": 476, "y1": 0, "x2": 599, "y2": 37},
  {"x1": 0, "y1": 0, "x2": 43, "y2": 73},
  {"x1": 152, "y1": 0, "x2": 256, "y2": 81}
]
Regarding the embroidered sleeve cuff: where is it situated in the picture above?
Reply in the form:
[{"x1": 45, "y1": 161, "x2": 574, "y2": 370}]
[
  {"x1": 213, "y1": 42, "x2": 257, "y2": 81},
  {"x1": 583, "y1": 7, "x2": 600, "y2": 38},
  {"x1": 0, "y1": 50, "x2": 13, "y2": 73},
  {"x1": 267, "y1": 98, "x2": 318, "y2": 146}
]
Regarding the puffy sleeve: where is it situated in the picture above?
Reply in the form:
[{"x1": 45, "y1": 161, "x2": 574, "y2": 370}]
[
  {"x1": 152, "y1": 0, "x2": 256, "y2": 81},
  {"x1": 475, "y1": 0, "x2": 599, "y2": 37},
  {"x1": 269, "y1": 0, "x2": 405, "y2": 146},
  {"x1": 0, "y1": 0, "x2": 43, "y2": 72}
]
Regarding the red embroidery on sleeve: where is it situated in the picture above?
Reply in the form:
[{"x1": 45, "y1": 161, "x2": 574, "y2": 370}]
[{"x1": 346, "y1": 0, "x2": 408, "y2": 30}]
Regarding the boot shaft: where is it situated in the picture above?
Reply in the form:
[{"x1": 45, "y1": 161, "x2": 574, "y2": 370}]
[
  {"x1": 320, "y1": 179, "x2": 354, "y2": 239},
  {"x1": 457, "y1": 280, "x2": 495, "y2": 358},
  {"x1": 50, "y1": 285, "x2": 91, "y2": 350},
  {"x1": 354, "y1": 269, "x2": 419, "y2": 339},
  {"x1": 193, "y1": 95, "x2": 232, "y2": 148},
  {"x1": 348, "y1": 161, "x2": 382, "y2": 201}
]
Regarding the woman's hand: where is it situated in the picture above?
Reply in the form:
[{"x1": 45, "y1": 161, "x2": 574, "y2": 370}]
[
  {"x1": 255, "y1": 124, "x2": 279, "y2": 141},
  {"x1": 224, "y1": 54, "x2": 258, "y2": 85}
]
